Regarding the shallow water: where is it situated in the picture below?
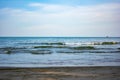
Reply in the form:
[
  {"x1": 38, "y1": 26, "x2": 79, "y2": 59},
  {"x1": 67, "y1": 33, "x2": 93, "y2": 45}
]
[{"x1": 0, "y1": 37, "x2": 120, "y2": 67}]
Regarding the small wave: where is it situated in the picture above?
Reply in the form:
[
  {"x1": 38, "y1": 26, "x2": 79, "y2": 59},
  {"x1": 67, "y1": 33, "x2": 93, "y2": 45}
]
[
  {"x1": 70, "y1": 46, "x2": 95, "y2": 50},
  {"x1": 94, "y1": 42, "x2": 120, "y2": 45},
  {"x1": 57, "y1": 50, "x2": 84, "y2": 53},
  {"x1": 33, "y1": 46, "x2": 53, "y2": 48},
  {"x1": 29, "y1": 50, "x2": 52, "y2": 55},
  {"x1": 40, "y1": 42, "x2": 65, "y2": 45},
  {"x1": 57, "y1": 50, "x2": 120, "y2": 53},
  {"x1": 18, "y1": 42, "x2": 65, "y2": 45},
  {"x1": 0, "y1": 47, "x2": 26, "y2": 50},
  {"x1": 17, "y1": 42, "x2": 42, "y2": 45},
  {"x1": 33, "y1": 45, "x2": 68, "y2": 48},
  {"x1": 65, "y1": 41, "x2": 120, "y2": 46},
  {"x1": 0, "y1": 47, "x2": 27, "y2": 54}
]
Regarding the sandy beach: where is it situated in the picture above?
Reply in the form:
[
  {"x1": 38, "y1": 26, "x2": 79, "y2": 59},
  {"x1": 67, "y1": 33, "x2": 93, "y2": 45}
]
[{"x1": 0, "y1": 66, "x2": 120, "y2": 80}]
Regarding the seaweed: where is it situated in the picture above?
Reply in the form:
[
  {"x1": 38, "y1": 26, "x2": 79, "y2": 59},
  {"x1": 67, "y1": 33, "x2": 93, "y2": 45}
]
[
  {"x1": 93, "y1": 42, "x2": 120, "y2": 45},
  {"x1": 57, "y1": 51, "x2": 84, "y2": 53},
  {"x1": 30, "y1": 50, "x2": 52, "y2": 54},
  {"x1": 0, "y1": 47, "x2": 26, "y2": 54},
  {"x1": 33, "y1": 45, "x2": 68, "y2": 48},
  {"x1": 0, "y1": 47, "x2": 26, "y2": 50},
  {"x1": 93, "y1": 42, "x2": 101, "y2": 45},
  {"x1": 72, "y1": 46, "x2": 95, "y2": 50},
  {"x1": 118, "y1": 48, "x2": 120, "y2": 50},
  {"x1": 101, "y1": 42, "x2": 118, "y2": 45},
  {"x1": 34, "y1": 46, "x2": 53, "y2": 48},
  {"x1": 4, "y1": 50, "x2": 11, "y2": 54},
  {"x1": 41, "y1": 42, "x2": 65, "y2": 45},
  {"x1": 54, "y1": 46, "x2": 68, "y2": 48}
]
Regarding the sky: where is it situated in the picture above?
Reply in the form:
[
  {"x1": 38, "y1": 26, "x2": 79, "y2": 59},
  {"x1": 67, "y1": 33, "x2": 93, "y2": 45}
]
[{"x1": 0, "y1": 0, "x2": 120, "y2": 37}]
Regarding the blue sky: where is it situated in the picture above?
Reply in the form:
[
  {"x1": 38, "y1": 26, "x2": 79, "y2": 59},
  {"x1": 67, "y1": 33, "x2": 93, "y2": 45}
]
[
  {"x1": 0, "y1": 0, "x2": 120, "y2": 37},
  {"x1": 0, "y1": 0, "x2": 120, "y2": 8}
]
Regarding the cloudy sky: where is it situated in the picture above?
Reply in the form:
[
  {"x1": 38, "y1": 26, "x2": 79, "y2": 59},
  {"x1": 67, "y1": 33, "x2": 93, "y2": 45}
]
[{"x1": 0, "y1": 0, "x2": 120, "y2": 37}]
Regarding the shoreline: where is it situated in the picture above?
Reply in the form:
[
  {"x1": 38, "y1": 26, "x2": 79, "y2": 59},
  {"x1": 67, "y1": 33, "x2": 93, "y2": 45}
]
[
  {"x1": 0, "y1": 66, "x2": 120, "y2": 80},
  {"x1": 0, "y1": 66, "x2": 120, "y2": 68}
]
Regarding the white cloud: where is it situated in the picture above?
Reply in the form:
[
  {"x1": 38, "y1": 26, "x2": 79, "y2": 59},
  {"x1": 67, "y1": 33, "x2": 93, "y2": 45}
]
[
  {"x1": 0, "y1": 3, "x2": 120, "y2": 36},
  {"x1": 28, "y1": 3, "x2": 74, "y2": 12}
]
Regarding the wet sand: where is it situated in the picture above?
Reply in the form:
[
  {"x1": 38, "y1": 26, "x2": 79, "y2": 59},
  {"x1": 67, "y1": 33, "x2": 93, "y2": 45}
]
[{"x1": 0, "y1": 66, "x2": 120, "y2": 80}]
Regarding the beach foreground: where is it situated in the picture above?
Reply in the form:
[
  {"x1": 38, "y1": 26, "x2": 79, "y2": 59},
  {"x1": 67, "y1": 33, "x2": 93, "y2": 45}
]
[{"x1": 0, "y1": 66, "x2": 120, "y2": 80}]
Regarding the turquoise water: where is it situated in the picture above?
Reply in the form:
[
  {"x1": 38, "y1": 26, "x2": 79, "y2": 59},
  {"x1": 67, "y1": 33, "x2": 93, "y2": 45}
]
[{"x1": 0, "y1": 37, "x2": 120, "y2": 67}]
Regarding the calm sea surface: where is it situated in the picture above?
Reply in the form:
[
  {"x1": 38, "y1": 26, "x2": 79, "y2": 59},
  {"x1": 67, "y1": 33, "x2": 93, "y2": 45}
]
[{"x1": 0, "y1": 37, "x2": 120, "y2": 67}]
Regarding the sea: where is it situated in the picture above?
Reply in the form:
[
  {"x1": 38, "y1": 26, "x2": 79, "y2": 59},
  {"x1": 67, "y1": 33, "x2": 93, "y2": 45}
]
[{"x1": 0, "y1": 37, "x2": 120, "y2": 67}]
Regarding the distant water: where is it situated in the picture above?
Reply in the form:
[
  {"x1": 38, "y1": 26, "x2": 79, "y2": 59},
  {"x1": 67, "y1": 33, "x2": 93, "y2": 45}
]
[{"x1": 0, "y1": 37, "x2": 120, "y2": 67}]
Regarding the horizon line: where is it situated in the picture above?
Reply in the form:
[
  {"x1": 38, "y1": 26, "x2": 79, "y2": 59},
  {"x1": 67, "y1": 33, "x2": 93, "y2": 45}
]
[{"x1": 0, "y1": 36, "x2": 120, "y2": 38}]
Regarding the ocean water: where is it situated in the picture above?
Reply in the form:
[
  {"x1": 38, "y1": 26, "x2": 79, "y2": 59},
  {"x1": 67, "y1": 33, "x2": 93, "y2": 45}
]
[{"x1": 0, "y1": 37, "x2": 120, "y2": 67}]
